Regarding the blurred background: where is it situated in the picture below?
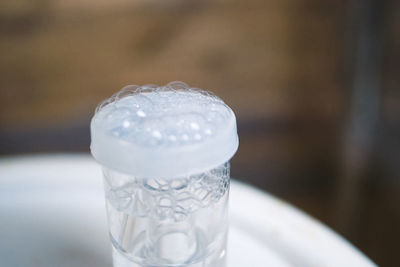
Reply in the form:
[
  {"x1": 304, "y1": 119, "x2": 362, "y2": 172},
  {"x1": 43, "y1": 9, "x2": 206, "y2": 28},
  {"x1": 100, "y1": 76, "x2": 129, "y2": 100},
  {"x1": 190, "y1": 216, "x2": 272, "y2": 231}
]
[{"x1": 0, "y1": 0, "x2": 399, "y2": 265}]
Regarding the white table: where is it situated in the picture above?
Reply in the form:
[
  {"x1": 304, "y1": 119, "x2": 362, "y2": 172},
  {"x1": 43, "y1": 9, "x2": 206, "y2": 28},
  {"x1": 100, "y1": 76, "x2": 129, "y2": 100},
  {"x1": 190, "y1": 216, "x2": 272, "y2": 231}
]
[{"x1": 0, "y1": 154, "x2": 376, "y2": 267}]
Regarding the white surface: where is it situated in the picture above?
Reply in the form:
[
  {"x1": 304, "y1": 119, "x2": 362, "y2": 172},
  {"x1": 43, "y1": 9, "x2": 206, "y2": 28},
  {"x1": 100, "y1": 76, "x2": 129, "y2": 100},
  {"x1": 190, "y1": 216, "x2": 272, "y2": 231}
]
[
  {"x1": 91, "y1": 82, "x2": 238, "y2": 178},
  {"x1": 0, "y1": 154, "x2": 377, "y2": 267}
]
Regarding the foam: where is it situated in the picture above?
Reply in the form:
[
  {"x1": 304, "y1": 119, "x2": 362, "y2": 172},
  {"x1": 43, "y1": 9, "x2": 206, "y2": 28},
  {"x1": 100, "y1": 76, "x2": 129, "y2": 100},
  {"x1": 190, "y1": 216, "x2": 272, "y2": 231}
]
[{"x1": 90, "y1": 82, "x2": 238, "y2": 178}]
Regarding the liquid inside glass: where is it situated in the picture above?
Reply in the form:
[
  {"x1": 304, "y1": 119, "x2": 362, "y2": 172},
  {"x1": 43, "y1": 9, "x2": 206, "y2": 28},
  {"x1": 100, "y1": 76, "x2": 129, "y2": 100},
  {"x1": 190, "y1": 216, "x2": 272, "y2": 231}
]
[{"x1": 103, "y1": 163, "x2": 230, "y2": 267}]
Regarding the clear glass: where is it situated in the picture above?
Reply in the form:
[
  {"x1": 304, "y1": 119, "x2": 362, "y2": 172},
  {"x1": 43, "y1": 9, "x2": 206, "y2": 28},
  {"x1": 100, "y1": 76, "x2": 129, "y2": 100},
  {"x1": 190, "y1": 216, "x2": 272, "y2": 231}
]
[{"x1": 102, "y1": 162, "x2": 230, "y2": 267}]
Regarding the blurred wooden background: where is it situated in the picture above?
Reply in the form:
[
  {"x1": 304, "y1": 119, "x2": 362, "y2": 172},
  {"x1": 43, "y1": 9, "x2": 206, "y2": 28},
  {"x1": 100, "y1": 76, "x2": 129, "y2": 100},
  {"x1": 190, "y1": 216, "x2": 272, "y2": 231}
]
[{"x1": 0, "y1": 0, "x2": 399, "y2": 266}]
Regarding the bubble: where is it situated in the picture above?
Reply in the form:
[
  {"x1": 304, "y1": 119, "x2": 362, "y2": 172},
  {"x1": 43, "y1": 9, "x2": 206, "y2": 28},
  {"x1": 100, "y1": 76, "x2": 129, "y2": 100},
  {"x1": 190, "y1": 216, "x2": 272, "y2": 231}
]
[
  {"x1": 137, "y1": 110, "x2": 146, "y2": 117},
  {"x1": 181, "y1": 134, "x2": 189, "y2": 142},
  {"x1": 168, "y1": 135, "x2": 177, "y2": 142},
  {"x1": 190, "y1": 122, "x2": 200, "y2": 131},
  {"x1": 122, "y1": 120, "x2": 131, "y2": 128},
  {"x1": 93, "y1": 82, "x2": 232, "y2": 147},
  {"x1": 166, "y1": 81, "x2": 189, "y2": 91},
  {"x1": 152, "y1": 130, "x2": 162, "y2": 140}
]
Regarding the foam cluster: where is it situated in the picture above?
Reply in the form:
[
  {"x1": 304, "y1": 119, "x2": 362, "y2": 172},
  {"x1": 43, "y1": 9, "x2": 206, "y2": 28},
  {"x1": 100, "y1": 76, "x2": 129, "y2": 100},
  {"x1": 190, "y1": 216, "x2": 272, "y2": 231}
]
[{"x1": 90, "y1": 82, "x2": 238, "y2": 178}]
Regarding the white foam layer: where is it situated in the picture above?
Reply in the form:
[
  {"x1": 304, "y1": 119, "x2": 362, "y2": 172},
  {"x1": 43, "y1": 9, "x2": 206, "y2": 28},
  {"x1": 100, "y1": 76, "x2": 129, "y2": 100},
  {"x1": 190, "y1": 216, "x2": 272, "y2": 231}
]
[{"x1": 90, "y1": 82, "x2": 238, "y2": 178}]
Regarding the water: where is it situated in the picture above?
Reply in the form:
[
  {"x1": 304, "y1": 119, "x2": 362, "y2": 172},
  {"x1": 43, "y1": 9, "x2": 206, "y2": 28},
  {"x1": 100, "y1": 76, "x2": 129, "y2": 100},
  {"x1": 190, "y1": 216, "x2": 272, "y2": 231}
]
[{"x1": 103, "y1": 163, "x2": 230, "y2": 267}]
